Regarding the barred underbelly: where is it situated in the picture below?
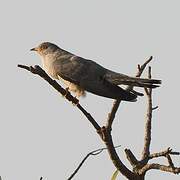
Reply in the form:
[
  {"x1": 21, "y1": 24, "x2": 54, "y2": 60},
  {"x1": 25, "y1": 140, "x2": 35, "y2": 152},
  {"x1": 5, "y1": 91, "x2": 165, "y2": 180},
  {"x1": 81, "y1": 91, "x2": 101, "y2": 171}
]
[{"x1": 57, "y1": 75, "x2": 85, "y2": 97}]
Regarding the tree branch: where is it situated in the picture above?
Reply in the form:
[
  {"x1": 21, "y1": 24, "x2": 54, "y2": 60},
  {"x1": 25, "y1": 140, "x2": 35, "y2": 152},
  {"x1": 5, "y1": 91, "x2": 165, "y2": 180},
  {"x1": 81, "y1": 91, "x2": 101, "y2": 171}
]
[
  {"x1": 141, "y1": 66, "x2": 153, "y2": 160},
  {"x1": 132, "y1": 68, "x2": 180, "y2": 177},
  {"x1": 67, "y1": 146, "x2": 121, "y2": 180},
  {"x1": 67, "y1": 148, "x2": 106, "y2": 180},
  {"x1": 149, "y1": 147, "x2": 172, "y2": 159},
  {"x1": 125, "y1": 149, "x2": 139, "y2": 168},
  {"x1": 106, "y1": 99, "x2": 121, "y2": 130},
  {"x1": 18, "y1": 64, "x2": 101, "y2": 131},
  {"x1": 106, "y1": 56, "x2": 153, "y2": 130},
  {"x1": 166, "y1": 154, "x2": 175, "y2": 168},
  {"x1": 103, "y1": 57, "x2": 153, "y2": 179},
  {"x1": 139, "y1": 163, "x2": 180, "y2": 175},
  {"x1": 126, "y1": 56, "x2": 153, "y2": 93},
  {"x1": 100, "y1": 127, "x2": 137, "y2": 179},
  {"x1": 148, "y1": 147, "x2": 180, "y2": 169}
]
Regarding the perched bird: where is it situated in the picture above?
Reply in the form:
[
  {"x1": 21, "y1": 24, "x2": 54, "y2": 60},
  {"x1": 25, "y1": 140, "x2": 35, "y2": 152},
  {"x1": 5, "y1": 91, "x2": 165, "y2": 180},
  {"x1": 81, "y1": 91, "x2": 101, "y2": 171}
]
[{"x1": 31, "y1": 42, "x2": 161, "y2": 102}]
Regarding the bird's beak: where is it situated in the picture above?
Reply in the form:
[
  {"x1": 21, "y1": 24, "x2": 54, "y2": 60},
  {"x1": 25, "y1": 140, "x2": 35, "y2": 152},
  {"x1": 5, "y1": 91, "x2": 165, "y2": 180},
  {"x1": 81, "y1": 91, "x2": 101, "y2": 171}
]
[{"x1": 30, "y1": 47, "x2": 37, "y2": 51}]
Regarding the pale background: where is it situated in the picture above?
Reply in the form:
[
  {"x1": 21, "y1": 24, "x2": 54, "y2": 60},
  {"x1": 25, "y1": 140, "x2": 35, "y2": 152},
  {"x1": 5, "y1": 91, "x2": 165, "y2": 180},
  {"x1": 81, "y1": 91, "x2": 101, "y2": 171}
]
[{"x1": 0, "y1": 0, "x2": 180, "y2": 180}]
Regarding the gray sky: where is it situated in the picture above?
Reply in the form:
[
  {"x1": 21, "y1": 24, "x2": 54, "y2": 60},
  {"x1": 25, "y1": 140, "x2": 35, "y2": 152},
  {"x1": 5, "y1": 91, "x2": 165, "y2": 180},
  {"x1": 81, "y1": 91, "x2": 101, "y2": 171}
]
[{"x1": 0, "y1": 0, "x2": 180, "y2": 179}]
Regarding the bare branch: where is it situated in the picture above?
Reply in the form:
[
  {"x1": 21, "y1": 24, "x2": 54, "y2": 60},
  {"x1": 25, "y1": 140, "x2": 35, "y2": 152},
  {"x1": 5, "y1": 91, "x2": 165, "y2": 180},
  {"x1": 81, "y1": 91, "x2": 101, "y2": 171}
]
[
  {"x1": 152, "y1": 106, "x2": 158, "y2": 110},
  {"x1": 102, "y1": 57, "x2": 154, "y2": 180},
  {"x1": 68, "y1": 148, "x2": 105, "y2": 180},
  {"x1": 141, "y1": 66, "x2": 152, "y2": 160},
  {"x1": 106, "y1": 56, "x2": 153, "y2": 130},
  {"x1": 100, "y1": 127, "x2": 137, "y2": 179},
  {"x1": 18, "y1": 64, "x2": 79, "y2": 104},
  {"x1": 139, "y1": 163, "x2": 180, "y2": 175},
  {"x1": 18, "y1": 64, "x2": 101, "y2": 131},
  {"x1": 166, "y1": 154, "x2": 175, "y2": 168},
  {"x1": 137, "y1": 56, "x2": 153, "y2": 77},
  {"x1": 148, "y1": 66, "x2": 152, "y2": 79},
  {"x1": 106, "y1": 99, "x2": 121, "y2": 130},
  {"x1": 76, "y1": 104, "x2": 101, "y2": 131},
  {"x1": 126, "y1": 56, "x2": 153, "y2": 93},
  {"x1": 170, "y1": 151, "x2": 180, "y2": 155},
  {"x1": 149, "y1": 147, "x2": 179, "y2": 168},
  {"x1": 125, "y1": 149, "x2": 139, "y2": 167},
  {"x1": 68, "y1": 146, "x2": 121, "y2": 180},
  {"x1": 148, "y1": 147, "x2": 180, "y2": 164},
  {"x1": 149, "y1": 147, "x2": 172, "y2": 159},
  {"x1": 144, "y1": 88, "x2": 149, "y2": 96}
]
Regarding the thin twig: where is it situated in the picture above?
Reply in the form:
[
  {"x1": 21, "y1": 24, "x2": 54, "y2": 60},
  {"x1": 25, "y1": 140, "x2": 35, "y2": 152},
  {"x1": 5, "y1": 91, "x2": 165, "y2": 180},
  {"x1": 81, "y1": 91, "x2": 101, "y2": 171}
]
[
  {"x1": 67, "y1": 146, "x2": 121, "y2": 180},
  {"x1": 149, "y1": 147, "x2": 172, "y2": 159},
  {"x1": 148, "y1": 147, "x2": 180, "y2": 160},
  {"x1": 139, "y1": 163, "x2": 180, "y2": 175},
  {"x1": 137, "y1": 56, "x2": 153, "y2": 77},
  {"x1": 152, "y1": 106, "x2": 158, "y2": 110},
  {"x1": 166, "y1": 154, "x2": 175, "y2": 168},
  {"x1": 126, "y1": 56, "x2": 153, "y2": 92},
  {"x1": 170, "y1": 152, "x2": 180, "y2": 155}
]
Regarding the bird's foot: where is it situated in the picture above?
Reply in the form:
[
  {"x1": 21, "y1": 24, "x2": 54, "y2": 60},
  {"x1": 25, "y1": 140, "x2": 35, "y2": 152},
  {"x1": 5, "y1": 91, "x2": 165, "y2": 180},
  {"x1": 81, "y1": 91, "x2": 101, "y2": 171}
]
[
  {"x1": 62, "y1": 87, "x2": 70, "y2": 98},
  {"x1": 72, "y1": 96, "x2": 79, "y2": 106},
  {"x1": 61, "y1": 87, "x2": 79, "y2": 105}
]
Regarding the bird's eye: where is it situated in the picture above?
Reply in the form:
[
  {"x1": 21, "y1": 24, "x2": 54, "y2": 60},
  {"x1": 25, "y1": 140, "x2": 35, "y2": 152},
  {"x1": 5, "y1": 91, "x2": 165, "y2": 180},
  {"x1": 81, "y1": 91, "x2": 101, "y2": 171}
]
[{"x1": 40, "y1": 44, "x2": 48, "y2": 51}]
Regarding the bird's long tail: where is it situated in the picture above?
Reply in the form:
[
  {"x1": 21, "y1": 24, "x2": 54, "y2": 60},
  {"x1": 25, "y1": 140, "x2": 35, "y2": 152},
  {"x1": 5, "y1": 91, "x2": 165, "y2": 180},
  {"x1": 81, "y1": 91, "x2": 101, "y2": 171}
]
[
  {"x1": 117, "y1": 77, "x2": 161, "y2": 88},
  {"x1": 105, "y1": 70, "x2": 161, "y2": 88}
]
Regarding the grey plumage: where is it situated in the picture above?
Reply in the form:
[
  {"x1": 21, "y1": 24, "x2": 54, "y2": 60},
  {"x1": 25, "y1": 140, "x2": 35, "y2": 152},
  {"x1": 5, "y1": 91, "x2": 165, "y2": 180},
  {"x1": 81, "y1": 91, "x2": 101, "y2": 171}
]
[{"x1": 31, "y1": 42, "x2": 161, "y2": 101}]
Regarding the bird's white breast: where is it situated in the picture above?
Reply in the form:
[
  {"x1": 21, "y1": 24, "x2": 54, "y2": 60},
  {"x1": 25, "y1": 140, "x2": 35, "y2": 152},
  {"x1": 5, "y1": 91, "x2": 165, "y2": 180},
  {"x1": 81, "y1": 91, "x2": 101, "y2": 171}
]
[
  {"x1": 41, "y1": 52, "x2": 85, "y2": 97},
  {"x1": 57, "y1": 75, "x2": 85, "y2": 97}
]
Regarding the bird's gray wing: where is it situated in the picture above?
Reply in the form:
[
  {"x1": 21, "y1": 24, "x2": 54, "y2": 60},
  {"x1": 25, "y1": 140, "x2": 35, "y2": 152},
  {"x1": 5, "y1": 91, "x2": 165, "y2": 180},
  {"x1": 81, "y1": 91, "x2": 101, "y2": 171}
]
[
  {"x1": 53, "y1": 56, "x2": 97, "y2": 85},
  {"x1": 53, "y1": 56, "x2": 137, "y2": 100}
]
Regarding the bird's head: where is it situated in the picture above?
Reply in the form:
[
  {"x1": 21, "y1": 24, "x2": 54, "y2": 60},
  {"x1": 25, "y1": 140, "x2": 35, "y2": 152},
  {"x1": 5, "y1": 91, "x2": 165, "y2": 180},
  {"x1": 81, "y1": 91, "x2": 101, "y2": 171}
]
[{"x1": 30, "y1": 42, "x2": 59, "y2": 57}]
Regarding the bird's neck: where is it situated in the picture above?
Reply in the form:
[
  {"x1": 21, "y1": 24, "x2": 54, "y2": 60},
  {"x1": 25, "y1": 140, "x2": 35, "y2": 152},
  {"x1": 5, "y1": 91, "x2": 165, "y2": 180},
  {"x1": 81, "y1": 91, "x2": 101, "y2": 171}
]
[{"x1": 40, "y1": 48, "x2": 74, "y2": 79}]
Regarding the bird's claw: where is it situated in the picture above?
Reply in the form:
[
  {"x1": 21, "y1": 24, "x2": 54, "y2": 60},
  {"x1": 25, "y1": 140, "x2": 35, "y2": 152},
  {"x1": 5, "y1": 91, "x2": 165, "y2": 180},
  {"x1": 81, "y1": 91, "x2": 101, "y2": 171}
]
[
  {"x1": 72, "y1": 96, "x2": 79, "y2": 106},
  {"x1": 61, "y1": 87, "x2": 79, "y2": 105},
  {"x1": 62, "y1": 87, "x2": 69, "y2": 98}
]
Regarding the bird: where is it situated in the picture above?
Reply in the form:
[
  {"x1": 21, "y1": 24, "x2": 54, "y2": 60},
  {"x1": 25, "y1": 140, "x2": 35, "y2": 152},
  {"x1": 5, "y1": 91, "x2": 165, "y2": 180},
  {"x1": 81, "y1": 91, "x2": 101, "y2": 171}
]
[{"x1": 30, "y1": 42, "x2": 161, "y2": 102}]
